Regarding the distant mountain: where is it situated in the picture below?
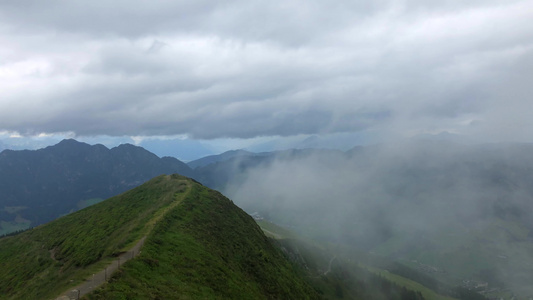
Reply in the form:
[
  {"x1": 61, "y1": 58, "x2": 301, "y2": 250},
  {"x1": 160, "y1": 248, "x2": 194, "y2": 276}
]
[
  {"x1": 2, "y1": 137, "x2": 531, "y2": 298},
  {"x1": 193, "y1": 148, "x2": 346, "y2": 190},
  {"x1": 138, "y1": 137, "x2": 214, "y2": 162},
  {"x1": 0, "y1": 175, "x2": 319, "y2": 299},
  {"x1": 0, "y1": 139, "x2": 194, "y2": 235},
  {"x1": 187, "y1": 149, "x2": 254, "y2": 169}
]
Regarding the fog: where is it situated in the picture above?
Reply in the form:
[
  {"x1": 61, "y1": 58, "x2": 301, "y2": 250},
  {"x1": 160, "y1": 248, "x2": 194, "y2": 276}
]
[{"x1": 217, "y1": 140, "x2": 533, "y2": 296}]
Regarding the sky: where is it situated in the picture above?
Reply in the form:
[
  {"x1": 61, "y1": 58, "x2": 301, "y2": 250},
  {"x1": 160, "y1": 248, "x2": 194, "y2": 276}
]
[{"x1": 1, "y1": 0, "x2": 532, "y2": 159}]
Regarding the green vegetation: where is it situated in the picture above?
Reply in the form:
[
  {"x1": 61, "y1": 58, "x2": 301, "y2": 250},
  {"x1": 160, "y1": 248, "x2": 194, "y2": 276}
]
[
  {"x1": 0, "y1": 175, "x2": 319, "y2": 299},
  {"x1": 0, "y1": 175, "x2": 188, "y2": 300},
  {"x1": 363, "y1": 266, "x2": 454, "y2": 300},
  {"x1": 88, "y1": 183, "x2": 319, "y2": 299},
  {"x1": 0, "y1": 139, "x2": 195, "y2": 236},
  {"x1": 256, "y1": 219, "x2": 498, "y2": 299},
  {"x1": 0, "y1": 172, "x2": 493, "y2": 300},
  {"x1": 274, "y1": 238, "x2": 427, "y2": 300},
  {"x1": 256, "y1": 221, "x2": 435, "y2": 299}
]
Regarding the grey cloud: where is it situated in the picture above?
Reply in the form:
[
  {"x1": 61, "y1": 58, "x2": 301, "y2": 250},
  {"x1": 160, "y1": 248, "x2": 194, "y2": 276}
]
[{"x1": 0, "y1": 0, "x2": 532, "y2": 141}]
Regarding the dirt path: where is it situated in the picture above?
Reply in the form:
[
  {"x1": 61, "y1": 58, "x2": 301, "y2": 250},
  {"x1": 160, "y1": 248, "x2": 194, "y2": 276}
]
[
  {"x1": 55, "y1": 237, "x2": 146, "y2": 300},
  {"x1": 55, "y1": 177, "x2": 192, "y2": 300}
]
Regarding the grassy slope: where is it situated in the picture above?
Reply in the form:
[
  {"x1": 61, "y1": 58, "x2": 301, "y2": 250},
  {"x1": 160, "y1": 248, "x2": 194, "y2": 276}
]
[
  {"x1": 88, "y1": 182, "x2": 319, "y2": 299},
  {"x1": 257, "y1": 221, "x2": 437, "y2": 300},
  {"x1": 363, "y1": 266, "x2": 455, "y2": 300},
  {"x1": 0, "y1": 175, "x2": 188, "y2": 300},
  {"x1": 370, "y1": 219, "x2": 533, "y2": 299},
  {"x1": 0, "y1": 175, "x2": 319, "y2": 299}
]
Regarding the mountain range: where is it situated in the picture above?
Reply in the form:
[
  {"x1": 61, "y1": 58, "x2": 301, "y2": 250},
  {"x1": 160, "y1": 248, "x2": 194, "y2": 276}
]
[
  {"x1": 1, "y1": 139, "x2": 533, "y2": 299},
  {"x1": 0, "y1": 139, "x2": 193, "y2": 234},
  {"x1": 0, "y1": 174, "x2": 439, "y2": 299},
  {"x1": 0, "y1": 175, "x2": 320, "y2": 299}
]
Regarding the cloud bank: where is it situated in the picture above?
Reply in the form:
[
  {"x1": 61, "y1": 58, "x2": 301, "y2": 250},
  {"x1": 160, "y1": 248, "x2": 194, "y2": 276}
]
[{"x1": 1, "y1": 1, "x2": 532, "y2": 141}]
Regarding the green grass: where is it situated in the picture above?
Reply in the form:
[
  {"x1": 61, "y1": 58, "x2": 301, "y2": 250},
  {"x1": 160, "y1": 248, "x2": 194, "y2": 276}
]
[
  {"x1": 257, "y1": 220, "x2": 449, "y2": 299},
  {"x1": 0, "y1": 175, "x2": 319, "y2": 300},
  {"x1": 367, "y1": 217, "x2": 533, "y2": 299},
  {"x1": 1, "y1": 173, "x2": 491, "y2": 300},
  {"x1": 363, "y1": 266, "x2": 455, "y2": 300},
  {"x1": 0, "y1": 174, "x2": 189, "y2": 300},
  {"x1": 87, "y1": 184, "x2": 320, "y2": 299}
]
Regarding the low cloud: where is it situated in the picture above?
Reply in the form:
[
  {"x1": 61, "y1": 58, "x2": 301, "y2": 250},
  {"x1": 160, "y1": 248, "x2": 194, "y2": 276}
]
[{"x1": 221, "y1": 141, "x2": 533, "y2": 293}]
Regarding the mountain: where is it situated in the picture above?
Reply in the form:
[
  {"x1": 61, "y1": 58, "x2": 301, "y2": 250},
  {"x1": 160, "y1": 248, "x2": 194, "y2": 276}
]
[
  {"x1": 0, "y1": 139, "x2": 194, "y2": 235},
  {"x1": 0, "y1": 175, "x2": 319, "y2": 299},
  {"x1": 187, "y1": 149, "x2": 254, "y2": 169},
  {"x1": 193, "y1": 141, "x2": 533, "y2": 299},
  {"x1": 138, "y1": 137, "x2": 214, "y2": 162},
  {"x1": 193, "y1": 148, "x2": 345, "y2": 191},
  {"x1": 2, "y1": 138, "x2": 531, "y2": 298}
]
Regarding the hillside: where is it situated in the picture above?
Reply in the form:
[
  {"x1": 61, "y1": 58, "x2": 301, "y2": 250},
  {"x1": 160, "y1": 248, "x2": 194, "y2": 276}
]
[
  {"x1": 0, "y1": 139, "x2": 194, "y2": 235},
  {"x1": 0, "y1": 175, "x2": 319, "y2": 299},
  {"x1": 195, "y1": 141, "x2": 533, "y2": 299}
]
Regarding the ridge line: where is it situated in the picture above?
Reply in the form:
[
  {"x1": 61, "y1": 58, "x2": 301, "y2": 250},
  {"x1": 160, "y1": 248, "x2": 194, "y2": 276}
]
[{"x1": 54, "y1": 179, "x2": 192, "y2": 300}]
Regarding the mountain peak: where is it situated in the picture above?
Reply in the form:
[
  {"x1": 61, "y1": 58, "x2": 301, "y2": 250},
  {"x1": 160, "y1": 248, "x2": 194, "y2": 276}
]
[{"x1": 54, "y1": 138, "x2": 89, "y2": 148}]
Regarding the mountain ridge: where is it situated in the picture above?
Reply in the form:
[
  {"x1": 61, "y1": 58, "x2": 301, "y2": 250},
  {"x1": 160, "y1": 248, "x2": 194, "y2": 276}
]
[
  {"x1": 0, "y1": 174, "x2": 320, "y2": 299},
  {"x1": 0, "y1": 139, "x2": 194, "y2": 235}
]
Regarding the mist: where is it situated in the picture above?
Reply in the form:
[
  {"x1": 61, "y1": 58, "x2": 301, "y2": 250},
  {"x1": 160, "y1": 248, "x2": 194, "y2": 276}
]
[{"x1": 216, "y1": 140, "x2": 533, "y2": 297}]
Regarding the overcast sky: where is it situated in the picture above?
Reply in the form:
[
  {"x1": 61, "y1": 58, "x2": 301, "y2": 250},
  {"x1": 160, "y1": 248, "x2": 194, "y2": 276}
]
[{"x1": 1, "y1": 0, "x2": 532, "y2": 154}]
